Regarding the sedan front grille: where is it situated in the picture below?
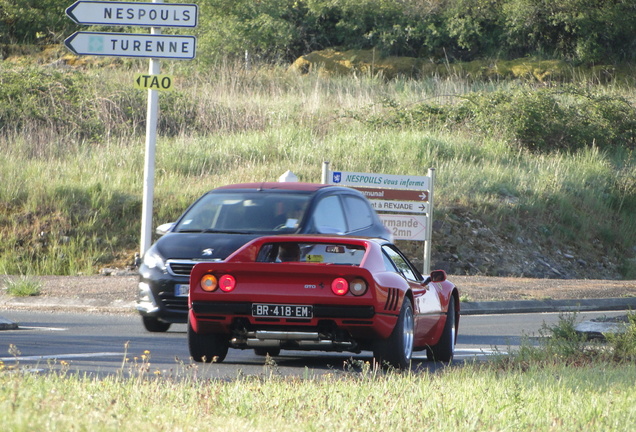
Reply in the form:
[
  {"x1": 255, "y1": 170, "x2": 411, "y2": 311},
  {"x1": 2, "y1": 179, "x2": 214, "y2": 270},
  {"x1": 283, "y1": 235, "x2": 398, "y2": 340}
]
[
  {"x1": 158, "y1": 293, "x2": 189, "y2": 311},
  {"x1": 166, "y1": 260, "x2": 196, "y2": 276}
]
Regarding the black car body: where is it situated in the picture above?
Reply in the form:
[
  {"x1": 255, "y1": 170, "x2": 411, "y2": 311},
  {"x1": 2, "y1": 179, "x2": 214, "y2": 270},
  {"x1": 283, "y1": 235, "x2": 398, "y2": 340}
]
[{"x1": 136, "y1": 182, "x2": 392, "y2": 331}]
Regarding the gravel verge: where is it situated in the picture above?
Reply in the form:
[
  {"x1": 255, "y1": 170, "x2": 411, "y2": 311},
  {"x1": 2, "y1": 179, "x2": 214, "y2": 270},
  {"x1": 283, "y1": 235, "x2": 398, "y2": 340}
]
[{"x1": 1, "y1": 274, "x2": 635, "y2": 315}]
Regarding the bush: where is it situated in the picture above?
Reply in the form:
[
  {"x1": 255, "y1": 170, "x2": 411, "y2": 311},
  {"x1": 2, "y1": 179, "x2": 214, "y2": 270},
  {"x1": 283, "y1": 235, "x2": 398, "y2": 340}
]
[
  {"x1": 493, "y1": 312, "x2": 636, "y2": 369},
  {"x1": 465, "y1": 86, "x2": 636, "y2": 152},
  {"x1": 4, "y1": 276, "x2": 41, "y2": 296},
  {"x1": 0, "y1": 0, "x2": 77, "y2": 44},
  {"x1": 351, "y1": 85, "x2": 636, "y2": 153},
  {"x1": 0, "y1": 66, "x2": 104, "y2": 142}
]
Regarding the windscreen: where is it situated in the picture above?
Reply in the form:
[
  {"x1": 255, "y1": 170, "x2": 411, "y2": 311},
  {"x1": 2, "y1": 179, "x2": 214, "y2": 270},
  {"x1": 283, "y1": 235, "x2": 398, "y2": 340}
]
[
  {"x1": 256, "y1": 242, "x2": 366, "y2": 265},
  {"x1": 174, "y1": 192, "x2": 310, "y2": 234}
]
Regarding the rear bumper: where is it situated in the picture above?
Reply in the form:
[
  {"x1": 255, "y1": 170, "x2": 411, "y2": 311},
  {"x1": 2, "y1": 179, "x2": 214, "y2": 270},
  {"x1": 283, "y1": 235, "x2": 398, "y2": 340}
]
[
  {"x1": 189, "y1": 302, "x2": 398, "y2": 347},
  {"x1": 192, "y1": 301, "x2": 375, "y2": 319}
]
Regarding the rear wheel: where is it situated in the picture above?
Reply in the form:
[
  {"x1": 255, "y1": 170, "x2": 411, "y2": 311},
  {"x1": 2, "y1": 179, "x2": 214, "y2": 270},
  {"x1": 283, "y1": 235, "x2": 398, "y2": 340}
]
[
  {"x1": 373, "y1": 297, "x2": 414, "y2": 369},
  {"x1": 427, "y1": 299, "x2": 456, "y2": 362},
  {"x1": 142, "y1": 316, "x2": 171, "y2": 333},
  {"x1": 187, "y1": 319, "x2": 229, "y2": 363}
]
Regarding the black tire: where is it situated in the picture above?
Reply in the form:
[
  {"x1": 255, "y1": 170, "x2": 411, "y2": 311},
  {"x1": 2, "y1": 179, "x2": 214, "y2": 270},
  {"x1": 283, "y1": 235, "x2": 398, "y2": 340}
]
[
  {"x1": 427, "y1": 298, "x2": 457, "y2": 362},
  {"x1": 254, "y1": 348, "x2": 281, "y2": 357},
  {"x1": 373, "y1": 297, "x2": 414, "y2": 369},
  {"x1": 187, "y1": 319, "x2": 229, "y2": 363},
  {"x1": 142, "y1": 316, "x2": 171, "y2": 333}
]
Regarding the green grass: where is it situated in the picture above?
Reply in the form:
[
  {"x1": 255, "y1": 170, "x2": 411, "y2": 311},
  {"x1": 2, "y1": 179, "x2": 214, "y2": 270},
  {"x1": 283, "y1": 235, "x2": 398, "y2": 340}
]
[
  {"x1": 2, "y1": 313, "x2": 636, "y2": 431},
  {"x1": 1, "y1": 358, "x2": 635, "y2": 431},
  {"x1": 0, "y1": 59, "x2": 634, "y2": 276},
  {"x1": 2, "y1": 276, "x2": 41, "y2": 297}
]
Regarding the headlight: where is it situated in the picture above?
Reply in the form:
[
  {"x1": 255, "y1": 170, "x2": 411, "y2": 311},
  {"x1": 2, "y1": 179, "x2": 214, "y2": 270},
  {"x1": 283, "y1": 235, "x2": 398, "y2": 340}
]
[{"x1": 142, "y1": 247, "x2": 167, "y2": 271}]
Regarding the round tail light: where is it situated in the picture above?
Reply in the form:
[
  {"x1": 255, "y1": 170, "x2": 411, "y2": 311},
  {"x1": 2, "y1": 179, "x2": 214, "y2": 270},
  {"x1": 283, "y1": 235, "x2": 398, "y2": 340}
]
[
  {"x1": 331, "y1": 277, "x2": 348, "y2": 296},
  {"x1": 219, "y1": 274, "x2": 236, "y2": 292},
  {"x1": 349, "y1": 278, "x2": 367, "y2": 296},
  {"x1": 200, "y1": 274, "x2": 218, "y2": 292}
]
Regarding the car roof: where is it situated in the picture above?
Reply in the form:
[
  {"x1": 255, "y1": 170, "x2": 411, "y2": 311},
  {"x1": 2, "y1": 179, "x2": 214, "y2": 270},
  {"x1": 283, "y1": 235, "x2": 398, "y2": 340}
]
[
  {"x1": 212, "y1": 182, "x2": 334, "y2": 193},
  {"x1": 239, "y1": 234, "x2": 389, "y2": 246}
]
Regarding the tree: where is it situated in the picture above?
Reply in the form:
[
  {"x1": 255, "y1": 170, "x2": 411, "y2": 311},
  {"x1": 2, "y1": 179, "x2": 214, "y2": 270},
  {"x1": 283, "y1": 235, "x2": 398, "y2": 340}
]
[{"x1": 0, "y1": 0, "x2": 76, "y2": 44}]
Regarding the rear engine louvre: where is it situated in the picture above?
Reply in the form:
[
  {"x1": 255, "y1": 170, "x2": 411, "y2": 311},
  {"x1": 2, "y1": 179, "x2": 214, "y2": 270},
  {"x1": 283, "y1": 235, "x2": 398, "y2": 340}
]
[{"x1": 384, "y1": 288, "x2": 400, "y2": 311}]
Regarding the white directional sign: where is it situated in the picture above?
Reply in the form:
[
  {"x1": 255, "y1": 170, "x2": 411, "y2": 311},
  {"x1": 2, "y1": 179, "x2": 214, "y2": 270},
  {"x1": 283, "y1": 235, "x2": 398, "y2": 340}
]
[
  {"x1": 66, "y1": 1, "x2": 198, "y2": 27},
  {"x1": 379, "y1": 214, "x2": 428, "y2": 241},
  {"x1": 64, "y1": 32, "x2": 196, "y2": 59},
  {"x1": 371, "y1": 199, "x2": 429, "y2": 214}
]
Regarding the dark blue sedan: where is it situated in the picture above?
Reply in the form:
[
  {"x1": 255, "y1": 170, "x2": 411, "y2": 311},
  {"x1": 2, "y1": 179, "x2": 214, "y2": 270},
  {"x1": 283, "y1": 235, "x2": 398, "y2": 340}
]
[{"x1": 136, "y1": 181, "x2": 392, "y2": 331}]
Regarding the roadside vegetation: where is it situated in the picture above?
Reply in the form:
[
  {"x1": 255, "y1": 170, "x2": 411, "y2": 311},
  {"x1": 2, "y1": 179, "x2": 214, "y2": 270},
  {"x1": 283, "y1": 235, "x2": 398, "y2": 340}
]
[
  {"x1": 0, "y1": 55, "x2": 634, "y2": 278},
  {"x1": 2, "y1": 275, "x2": 41, "y2": 297},
  {"x1": 0, "y1": 0, "x2": 634, "y2": 278},
  {"x1": 2, "y1": 312, "x2": 636, "y2": 431},
  {"x1": 1, "y1": 3, "x2": 635, "y2": 430}
]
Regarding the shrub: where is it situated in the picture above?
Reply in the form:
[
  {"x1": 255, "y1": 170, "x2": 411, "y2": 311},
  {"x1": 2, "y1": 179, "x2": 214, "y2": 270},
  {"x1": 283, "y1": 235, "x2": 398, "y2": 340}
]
[
  {"x1": 465, "y1": 86, "x2": 636, "y2": 152},
  {"x1": 4, "y1": 276, "x2": 41, "y2": 297},
  {"x1": 494, "y1": 312, "x2": 636, "y2": 369}
]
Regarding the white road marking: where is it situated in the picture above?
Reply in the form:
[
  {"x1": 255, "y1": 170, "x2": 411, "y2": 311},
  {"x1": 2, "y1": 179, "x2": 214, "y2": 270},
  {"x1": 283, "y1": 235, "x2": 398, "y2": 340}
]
[
  {"x1": 17, "y1": 326, "x2": 68, "y2": 331},
  {"x1": 0, "y1": 352, "x2": 125, "y2": 362},
  {"x1": 453, "y1": 348, "x2": 507, "y2": 357}
]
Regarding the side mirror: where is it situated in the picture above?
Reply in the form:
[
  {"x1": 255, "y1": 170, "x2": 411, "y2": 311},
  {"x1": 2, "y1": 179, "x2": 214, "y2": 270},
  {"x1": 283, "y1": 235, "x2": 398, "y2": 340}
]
[
  {"x1": 430, "y1": 269, "x2": 447, "y2": 283},
  {"x1": 156, "y1": 222, "x2": 175, "y2": 236}
]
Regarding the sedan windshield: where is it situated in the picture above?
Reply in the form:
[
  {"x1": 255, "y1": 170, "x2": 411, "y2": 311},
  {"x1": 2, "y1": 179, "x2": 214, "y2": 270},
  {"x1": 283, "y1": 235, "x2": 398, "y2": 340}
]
[{"x1": 174, "y1": 192, "x2": 310, "y2": 234}]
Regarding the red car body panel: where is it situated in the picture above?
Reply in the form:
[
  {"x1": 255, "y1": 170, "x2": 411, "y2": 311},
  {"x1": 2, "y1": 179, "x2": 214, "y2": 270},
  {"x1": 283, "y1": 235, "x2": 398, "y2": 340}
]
[{"x1": 189, "y1": 235, "x2": 458, "y2": 354}]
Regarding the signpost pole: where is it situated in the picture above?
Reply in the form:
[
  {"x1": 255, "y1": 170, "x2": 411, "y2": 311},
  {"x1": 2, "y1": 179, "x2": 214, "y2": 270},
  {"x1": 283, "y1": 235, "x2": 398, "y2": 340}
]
[
  {"x1": 140, "y1": 0, "x2": 162, "y2": 256},
  {"x1": 321, "y1": 161, "x2": 330, "y2": 184},
  {"x1": 423, "y1": 168, "x2": 435, "y2": 274}
]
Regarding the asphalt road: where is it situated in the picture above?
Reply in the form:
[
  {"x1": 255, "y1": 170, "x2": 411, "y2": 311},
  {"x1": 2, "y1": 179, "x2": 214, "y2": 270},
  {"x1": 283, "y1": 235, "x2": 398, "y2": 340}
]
[{"x1": 0, "y1": 310, "x2": 626, "y2": 379}]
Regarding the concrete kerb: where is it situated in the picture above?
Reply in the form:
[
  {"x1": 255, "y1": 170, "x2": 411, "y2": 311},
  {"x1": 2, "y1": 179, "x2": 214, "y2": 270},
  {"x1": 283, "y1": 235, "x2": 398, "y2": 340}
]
[
  {"x1": 1, "y1": 297, "x2": 635, "y2": 331},
  {"x1": 460, "y1": 297, "x2": 636, "y2": 316}
]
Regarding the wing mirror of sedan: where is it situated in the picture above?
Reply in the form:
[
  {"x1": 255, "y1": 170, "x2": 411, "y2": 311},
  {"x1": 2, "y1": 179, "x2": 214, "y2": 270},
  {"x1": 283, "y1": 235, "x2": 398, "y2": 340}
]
[
  {"x1": 155, "y1": 222, "x2": 175, "y2": 236},
  {"x1": 423, "y1": 269, "x2": 448, "y2": 285}
]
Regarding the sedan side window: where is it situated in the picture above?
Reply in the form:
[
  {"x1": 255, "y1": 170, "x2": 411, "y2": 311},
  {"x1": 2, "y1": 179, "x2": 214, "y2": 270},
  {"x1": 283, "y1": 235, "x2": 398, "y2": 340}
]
[
  {"x1": 382, "y1": 245, "x2": 418, "y2": 281},
  {"x1": 312, "y1": 195, "x2": 347, "y2": 234},
  {"x1": 343, "y1": 195, "x2": 374, "y2": 231}
]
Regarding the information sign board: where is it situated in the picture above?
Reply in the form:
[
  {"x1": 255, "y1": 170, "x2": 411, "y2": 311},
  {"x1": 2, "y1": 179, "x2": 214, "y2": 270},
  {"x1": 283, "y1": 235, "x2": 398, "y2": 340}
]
[
  {"x1": 379, "y1": 214, "x2": 428, "y2": 241},
  {"x1": 330, "y1": 170, "x2": 430, "y2": 191}
]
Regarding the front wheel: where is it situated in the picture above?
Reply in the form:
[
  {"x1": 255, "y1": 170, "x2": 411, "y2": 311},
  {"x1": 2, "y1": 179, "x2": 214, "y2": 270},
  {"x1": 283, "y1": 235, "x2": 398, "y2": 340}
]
[
  {"x1": 142, "y1": 316, "x2": 171, "y2": 333},
  {"x1": 373, "y1": 297, "x2": 414, "y2": 369},
  {"x1": 187, "y1": 319, "x2": 229, "y2": 363},
  {"x1": 427, "y1": 298, "x2": 456, "y2": 362}
]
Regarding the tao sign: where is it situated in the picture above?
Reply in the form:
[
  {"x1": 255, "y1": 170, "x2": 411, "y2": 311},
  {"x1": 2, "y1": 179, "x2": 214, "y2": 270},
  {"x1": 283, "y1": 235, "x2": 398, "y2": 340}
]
[{"x1": 135, "y1": 73, "x2": 173, "y2": 91}]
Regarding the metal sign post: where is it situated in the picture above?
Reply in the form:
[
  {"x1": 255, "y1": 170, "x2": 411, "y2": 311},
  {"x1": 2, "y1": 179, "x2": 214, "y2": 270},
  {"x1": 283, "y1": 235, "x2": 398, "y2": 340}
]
[{"x1": 140, "y1": 17, "x2": 161, "y2": 256}]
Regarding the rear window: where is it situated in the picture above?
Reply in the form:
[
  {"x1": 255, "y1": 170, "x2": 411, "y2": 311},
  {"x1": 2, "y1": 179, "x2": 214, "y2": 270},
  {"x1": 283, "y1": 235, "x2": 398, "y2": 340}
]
[{"x1": 256, "y1": 242, "x2": 366, "y2": 265}]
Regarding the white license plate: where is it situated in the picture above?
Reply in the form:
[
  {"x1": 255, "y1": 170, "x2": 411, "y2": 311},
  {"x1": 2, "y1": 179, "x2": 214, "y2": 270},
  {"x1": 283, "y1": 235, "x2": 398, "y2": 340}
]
[
  {"x1": 252, "y1": 304, "x2": 313, "y2": 319},
  {"x1": 175, "y1": 284, "x2": 189, "y2": 297}
]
